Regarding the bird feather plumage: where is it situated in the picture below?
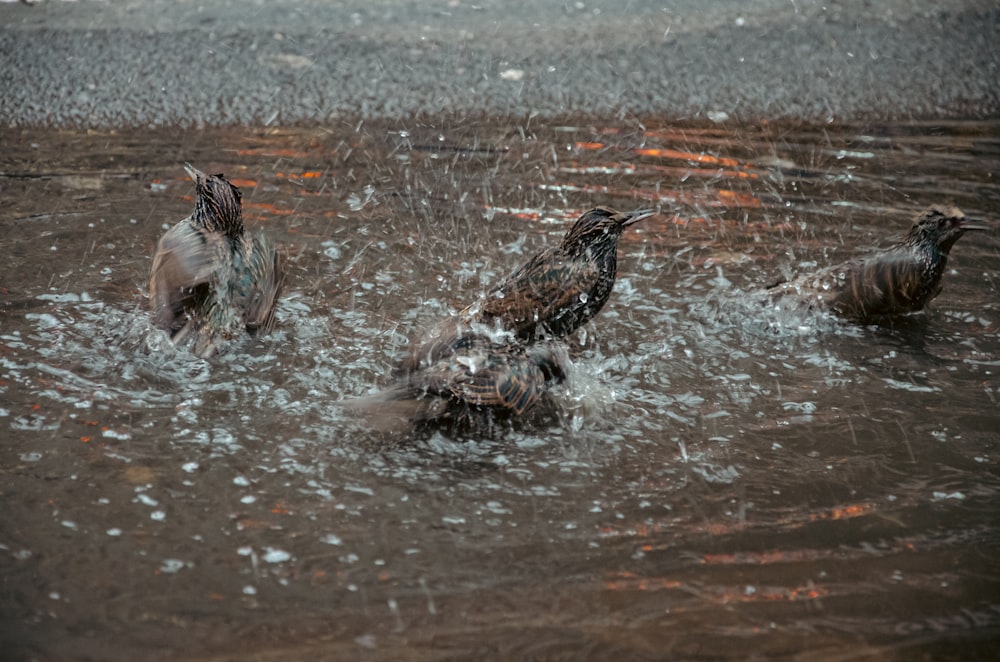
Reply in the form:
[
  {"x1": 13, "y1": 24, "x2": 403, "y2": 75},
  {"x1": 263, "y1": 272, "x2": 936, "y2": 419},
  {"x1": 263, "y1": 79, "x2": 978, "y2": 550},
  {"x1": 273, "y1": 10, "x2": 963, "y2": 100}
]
[
  {"x1": 149, "y1": 165, "x2": 283, "y2": 357},
  {"x1": 768, "y1": 205, "x2": 990, "y2": 321}
]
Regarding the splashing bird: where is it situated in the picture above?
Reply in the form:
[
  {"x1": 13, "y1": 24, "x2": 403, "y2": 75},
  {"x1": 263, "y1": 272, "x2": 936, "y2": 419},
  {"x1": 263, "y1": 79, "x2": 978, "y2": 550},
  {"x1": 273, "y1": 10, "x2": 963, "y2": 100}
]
[
  {"x1": 402, "y1": 206, "x2": 655, "y2": 373},
  {"x1": 767, "y1": 206, "x2": 990, "y2": 321},
  {"x1": 348, "y1": 336, "x2": 570, "y2": 435},
  {"x1": 149, "y1": 164, "x2": 283, "y2": 357}
]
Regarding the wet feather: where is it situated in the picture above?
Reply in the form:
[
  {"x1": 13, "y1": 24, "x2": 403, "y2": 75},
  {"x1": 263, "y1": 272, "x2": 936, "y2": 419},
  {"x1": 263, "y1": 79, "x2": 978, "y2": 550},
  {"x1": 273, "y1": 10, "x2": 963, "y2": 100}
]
[
  {"x1": 402, "y1": 206, "x2": 654, "y2": 374},
  {"x1": 348, "y1": 336, "x2": 570, "y2": 435},
  {"x1": 768, "y1": 205, "x2": 990, "y2": 321},
  {"x1": 149, "y1": 164, "x2": 283, "y2": 357}
]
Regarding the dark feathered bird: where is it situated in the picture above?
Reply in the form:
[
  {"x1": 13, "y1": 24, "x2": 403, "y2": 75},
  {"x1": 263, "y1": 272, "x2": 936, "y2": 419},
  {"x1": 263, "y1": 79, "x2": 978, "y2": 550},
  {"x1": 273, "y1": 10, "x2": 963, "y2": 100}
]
[
  {"x1": 348, "y1": 336, "x2": 570, "y2": 435},
  {"x1": 149, "y1": 164, "x2": 283, "y2": 357},
  {"x1": 768, "y1": 206, "x2": 990, "y2": 321},
  {"x1": 401, "y1": 206, "x2": 654, "y2": 373}
]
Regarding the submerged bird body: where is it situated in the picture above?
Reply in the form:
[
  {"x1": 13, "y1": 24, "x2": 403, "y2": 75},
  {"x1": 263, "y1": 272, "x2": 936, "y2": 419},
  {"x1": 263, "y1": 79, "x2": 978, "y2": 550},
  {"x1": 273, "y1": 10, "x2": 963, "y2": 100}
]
[
  {"x1": 769, "y1": 206, "x2": 989, "y2": 322},
  {"x1": 362, "y1": 206, "x2": 652, "y2": 434},
  {"x1": 149, "y1": 165, "x2": 282, "y2": 357},
  {"x1": 401, "y1": 207, "x2": 654, "y2": 374},
  {"x1": 351, "y1": 336, "x2": 569, "y2": 434}
]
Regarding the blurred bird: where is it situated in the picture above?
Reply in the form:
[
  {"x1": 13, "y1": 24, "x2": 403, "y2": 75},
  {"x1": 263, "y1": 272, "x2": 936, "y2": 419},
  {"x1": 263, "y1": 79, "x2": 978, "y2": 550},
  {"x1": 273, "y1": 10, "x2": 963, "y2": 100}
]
[
  {"x1": 767, "y1": 206, "x2": 990, "y2": 321},
  {"x1": 348, "y1": 335, "x2": 570, "y2": 435},
  {"x1": 149, "y1": 164, "x2": 283, "y2": 357},
  {"x1": 401, "y1": 206, "x2": 655, "y2": 373}
]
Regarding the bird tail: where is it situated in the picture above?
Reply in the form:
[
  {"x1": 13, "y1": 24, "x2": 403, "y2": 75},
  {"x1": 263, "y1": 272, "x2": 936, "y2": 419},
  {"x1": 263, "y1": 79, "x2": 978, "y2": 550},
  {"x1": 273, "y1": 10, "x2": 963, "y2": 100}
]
[{"x1": 339, "y1": 386, "x2": 448, "y2": 434}]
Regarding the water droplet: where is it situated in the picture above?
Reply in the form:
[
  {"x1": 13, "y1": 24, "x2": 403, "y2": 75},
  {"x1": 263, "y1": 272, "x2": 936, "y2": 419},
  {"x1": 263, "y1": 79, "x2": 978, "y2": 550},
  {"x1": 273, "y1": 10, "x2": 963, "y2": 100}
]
[
  {"x1": 500, "y1": 68, "x2": 525, "y2": 81},
  {"x1": 262, "y1": 547, "x2": 292, "y2": 563},
  {"x1": 160, "y1": 559, "x2": 186, "y2": 574}
]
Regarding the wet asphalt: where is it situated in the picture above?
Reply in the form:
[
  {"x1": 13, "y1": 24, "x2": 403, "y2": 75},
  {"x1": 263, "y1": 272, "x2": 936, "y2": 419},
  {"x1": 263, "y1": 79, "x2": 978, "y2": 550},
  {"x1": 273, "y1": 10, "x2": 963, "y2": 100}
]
[{"x1": 0, "y1": 0, "x2": 998, "y2": 127}]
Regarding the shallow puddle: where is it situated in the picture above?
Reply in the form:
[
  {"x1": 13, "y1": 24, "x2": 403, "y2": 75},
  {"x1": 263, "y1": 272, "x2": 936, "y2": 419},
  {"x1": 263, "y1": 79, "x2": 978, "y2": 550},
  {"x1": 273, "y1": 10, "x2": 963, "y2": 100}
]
[{"x1": 1, "y1": 117, "x2": 999, "y2": 659}]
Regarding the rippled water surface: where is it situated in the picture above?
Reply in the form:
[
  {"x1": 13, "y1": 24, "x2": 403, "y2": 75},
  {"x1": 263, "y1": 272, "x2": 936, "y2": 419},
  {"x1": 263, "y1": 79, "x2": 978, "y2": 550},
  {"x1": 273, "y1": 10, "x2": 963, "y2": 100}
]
[{"x1": 2, "y1": 118, "x2": 999, "y2": 660}]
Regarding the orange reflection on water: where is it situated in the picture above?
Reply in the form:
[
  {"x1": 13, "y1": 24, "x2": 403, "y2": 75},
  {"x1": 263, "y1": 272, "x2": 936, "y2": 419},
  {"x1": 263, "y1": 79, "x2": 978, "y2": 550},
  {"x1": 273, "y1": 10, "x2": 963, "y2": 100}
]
[
  {"x1": 702, "y1": 548, "x2": 828, "y2": 566},
  {"x1": 635, "y1": 147, "x2": 740, "y2": 168},
  {"x1": 716, "y1": 188, "x2": 763, "y2": 207},
  {"x1": 808, "y1": 502, "x2": 877, "y2": 521},
  {"x1": 603, "y1": 570, "x2": 829, "y2": 604},
  {"x1": 243, "y1": 202, "x2": 296, "y2": 216},
  {"x1": 270, "y1": 502, "x2": 292, "y2": 515},
  {"x1": 604, "y1": 570, "x2": 682, "y2": 592},
  {"x1": 275, "y1": 171, "x2": 326, "y2": 179}
]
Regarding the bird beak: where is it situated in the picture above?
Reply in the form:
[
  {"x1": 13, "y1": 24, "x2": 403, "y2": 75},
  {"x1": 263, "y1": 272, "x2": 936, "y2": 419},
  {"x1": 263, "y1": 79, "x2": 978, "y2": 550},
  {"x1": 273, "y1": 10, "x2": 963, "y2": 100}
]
[
  {"x1": 183, "y1": 163, "x2": 206, "y2": 183},
  {"x1": 959, "y1": 217, "x2": 992, "y2": 232},
  {"x1": 621, "y1": 209, "x2": 656, "y2": 227}
]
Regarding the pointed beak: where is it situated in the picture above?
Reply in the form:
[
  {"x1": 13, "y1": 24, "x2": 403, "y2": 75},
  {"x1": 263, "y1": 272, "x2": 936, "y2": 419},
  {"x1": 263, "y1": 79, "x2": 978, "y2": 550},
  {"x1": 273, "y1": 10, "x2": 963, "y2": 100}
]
[
  {"x1": 183, "y1": 163, "x2": 205, "y2": 183},
  {"x1": 959, "y1": 217, "x2": 992, "y2": 232},
  {"x1": 620, "y1": 208, "x2": 656, "y2": 227}
]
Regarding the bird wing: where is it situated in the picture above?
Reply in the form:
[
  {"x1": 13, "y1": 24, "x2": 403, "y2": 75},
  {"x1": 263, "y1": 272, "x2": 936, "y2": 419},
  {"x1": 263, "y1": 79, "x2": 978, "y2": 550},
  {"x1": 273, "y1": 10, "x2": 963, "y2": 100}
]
[
  {"x1": 816, "y1": 250, "x2": 926, "y2": 318},
  {"x1": 472, "y1": 252, "x2": 599, "y2": 336},
  {"x1": 237, "y1": 233, "x2": 284, "y2": 333},
  {"x1": 343, "y1": 352, "x2": 545, "y2": 428},
  {"x1": 443, "y1": 353, "x2": 547, "y2": 415},
  {"x1": 149, "y1": 220, "x2": 228, "y2": 331}
]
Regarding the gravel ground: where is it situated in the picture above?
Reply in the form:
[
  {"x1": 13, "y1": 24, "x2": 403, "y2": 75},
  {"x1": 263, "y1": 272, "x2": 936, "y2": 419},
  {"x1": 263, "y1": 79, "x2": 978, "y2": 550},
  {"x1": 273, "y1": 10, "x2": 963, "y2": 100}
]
[{"x1": 1, "y1": 0, "x2": 998, "y2": 126}]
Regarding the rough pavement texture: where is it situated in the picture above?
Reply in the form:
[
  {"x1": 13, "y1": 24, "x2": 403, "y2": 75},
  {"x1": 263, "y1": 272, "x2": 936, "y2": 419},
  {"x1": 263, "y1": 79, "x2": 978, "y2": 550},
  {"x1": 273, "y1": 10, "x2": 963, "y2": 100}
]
[{"x1": 1, "y1": 0, "x2": 998, "y2": 127}]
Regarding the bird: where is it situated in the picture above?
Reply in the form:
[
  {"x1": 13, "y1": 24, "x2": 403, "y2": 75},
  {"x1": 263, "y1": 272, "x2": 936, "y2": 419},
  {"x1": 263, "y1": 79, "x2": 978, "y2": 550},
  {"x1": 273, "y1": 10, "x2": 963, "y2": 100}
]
[
  {"x1": 149, "y1": 164, "x2": 283, "y2": 357},
  {"x1": 400, "y1": 206, "x2": 655, "y2": 374},
  {"x1": 347, "y1": 335, "x2": 570, "y2": 435},
  {"x1": 767, "y1": 205, "x2": 990, "y2": 322}
]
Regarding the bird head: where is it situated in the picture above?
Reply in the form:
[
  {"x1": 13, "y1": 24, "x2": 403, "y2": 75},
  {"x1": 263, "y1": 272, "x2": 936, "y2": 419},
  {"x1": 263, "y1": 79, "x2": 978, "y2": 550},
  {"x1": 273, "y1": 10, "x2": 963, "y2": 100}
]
[
  {"x1": 560, "y1": 206, "x2": 655, "y2": 256},
  {"x1": 185, "y1": 163, "x2": 244, "y2": 238},
  {"x1": 907, "y1": 205, "x2": 990, "y2": 254}
]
